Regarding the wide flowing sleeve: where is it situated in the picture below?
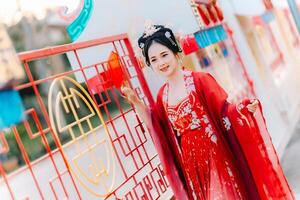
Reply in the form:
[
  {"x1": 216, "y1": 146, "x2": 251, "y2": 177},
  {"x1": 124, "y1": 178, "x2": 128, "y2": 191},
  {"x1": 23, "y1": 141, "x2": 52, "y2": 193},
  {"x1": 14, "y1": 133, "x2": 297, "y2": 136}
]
[
  {"x1": 193, "y1": 71, "x2": 231, "y2": 134},
  {"x1": 193, "y1": 72, "x2": 294, "y2": 199},
  {"x1": 224, "y1": 101, "x2": 295, "y2": 200},
  {"x1": 193, "y1": 72, "x2": 228, "y2": 118}
]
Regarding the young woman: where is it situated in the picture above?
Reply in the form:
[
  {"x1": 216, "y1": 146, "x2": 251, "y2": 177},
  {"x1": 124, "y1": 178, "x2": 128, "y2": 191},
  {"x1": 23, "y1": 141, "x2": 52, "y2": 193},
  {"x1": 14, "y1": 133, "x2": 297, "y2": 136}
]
[{"x1": 121, "y1": 25, "x2": 294, "y2": 200}]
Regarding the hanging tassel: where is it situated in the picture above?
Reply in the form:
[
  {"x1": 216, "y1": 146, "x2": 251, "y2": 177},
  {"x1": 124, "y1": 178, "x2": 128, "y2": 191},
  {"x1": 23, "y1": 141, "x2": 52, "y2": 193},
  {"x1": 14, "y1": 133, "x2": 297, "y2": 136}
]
[
  {"x1": 194, "y1": 25, "x2": 227, "y2": 48},
  {"x1": 214, "y1": 5, "x2": 224, "y2": 21},
  {"x1": 206, "y1": 5, "x2": 217, "y2": 23},
  {"x1": 197, "y1": 4, "x2": 210, "y2": 26}
]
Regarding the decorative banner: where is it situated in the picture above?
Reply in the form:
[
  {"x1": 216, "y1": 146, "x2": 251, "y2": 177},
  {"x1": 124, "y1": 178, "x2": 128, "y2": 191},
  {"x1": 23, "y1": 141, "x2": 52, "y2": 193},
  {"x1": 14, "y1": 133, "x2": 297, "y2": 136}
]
[
  {"x1": 179, "y1": 34, "x2": 199, "y2": 55},
  {"x1": 191, "y1": 0, "x2": 224, "y2": 29},
  {"x1": 0, "y1": 23, "x2": 24, "y2": 89},
  {"x1": 0, "y1": 90, "x2": 25, "y2": 130},
  {"x1": 253, "y1": 14, "x2": 271, "y2": 25},
  {"x1": 66, "y1": 0, "x2": 94, "y2": 41},
  {"x1": 195, "y1": 48, "x2": 212, "y2": 67},
  {"x1": 261, "y1": 11, "x2": 275, "y2": 24},
  {"x1": 252, "y1": 16, "x2": 284, "y2": 72},
  {"x1": 207, "y1": 4, "x2": 217, "y2": 23},
  {"x1": 189, "y1": 0, "x2": 206, "y2": 29},
  {"x1": 214, "y1": 4, "x2": 224, "y2": 21},
  {"x1": 283, "y1": 8, "x2": 300, "y2": 47},
  {"x1": 219, "y1": 41, "x2": 229, "y2": 57},
  {"x1": 189, "y1": 0, "x2": 227, "y2": 47},
  {"x1": 263, "y1": 0, "x2": 274, "y2": 10},
  {"x1": 194, "y1": 24, "x2": 227, "y2": 48},
  {"x1": 0, "y1": 23, "x2": 25, "y2": 129},
  {"x1": 197, "y1": 4, "x2": 211, "y2": 26}
]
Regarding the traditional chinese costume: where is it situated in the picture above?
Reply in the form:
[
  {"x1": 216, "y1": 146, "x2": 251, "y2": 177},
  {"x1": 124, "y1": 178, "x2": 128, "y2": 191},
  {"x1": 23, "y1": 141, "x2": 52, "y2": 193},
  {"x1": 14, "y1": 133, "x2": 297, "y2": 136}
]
[{"x1": 149, "y1": 70, "x2": 294, "y2": 200}]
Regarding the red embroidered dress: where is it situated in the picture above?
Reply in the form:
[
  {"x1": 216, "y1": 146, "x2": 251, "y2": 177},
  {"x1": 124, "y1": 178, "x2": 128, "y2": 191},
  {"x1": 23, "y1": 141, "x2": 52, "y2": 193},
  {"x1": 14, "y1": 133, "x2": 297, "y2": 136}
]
[
  {"x1": 151, "y1": 70, "x2": 294, "y2": 199},
  {"x1": 164, "y1": 73, "x2": 246, "y2": 199},
  {"x1": 149, "y1": 71, "x2": 295, "y2": 200}
]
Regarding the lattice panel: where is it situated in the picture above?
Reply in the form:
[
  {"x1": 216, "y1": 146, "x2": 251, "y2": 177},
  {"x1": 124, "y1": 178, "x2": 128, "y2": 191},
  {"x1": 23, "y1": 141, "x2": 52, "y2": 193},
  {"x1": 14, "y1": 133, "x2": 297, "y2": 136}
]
[{"x1": 0, "y1": 34, "x2": 172, "y2": 200}]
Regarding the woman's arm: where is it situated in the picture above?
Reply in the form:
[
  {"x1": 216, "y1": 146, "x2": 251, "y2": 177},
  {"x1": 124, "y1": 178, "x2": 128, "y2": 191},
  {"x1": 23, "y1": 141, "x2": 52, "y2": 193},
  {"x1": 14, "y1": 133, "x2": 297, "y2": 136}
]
[{"x1": 121, "y1": 86, "x2": 153, "y2": 128}]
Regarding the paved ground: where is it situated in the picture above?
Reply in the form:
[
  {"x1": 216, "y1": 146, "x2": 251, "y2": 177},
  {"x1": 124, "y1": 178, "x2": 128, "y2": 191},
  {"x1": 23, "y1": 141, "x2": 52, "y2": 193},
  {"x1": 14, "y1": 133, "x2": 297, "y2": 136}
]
[{"x1": 282, "y1": 122, "x2": 300, "y2": 199}]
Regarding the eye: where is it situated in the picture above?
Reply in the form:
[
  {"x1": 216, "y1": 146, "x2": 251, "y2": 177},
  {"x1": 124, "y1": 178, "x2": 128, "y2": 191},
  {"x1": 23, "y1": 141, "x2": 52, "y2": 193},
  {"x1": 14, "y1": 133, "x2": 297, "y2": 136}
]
[
  {"x1": 150, "y1": 58, "x2": 157, "y2": 63},
  {"x1": 162, "y1": 53, "x2": 168, "y2": 57}
]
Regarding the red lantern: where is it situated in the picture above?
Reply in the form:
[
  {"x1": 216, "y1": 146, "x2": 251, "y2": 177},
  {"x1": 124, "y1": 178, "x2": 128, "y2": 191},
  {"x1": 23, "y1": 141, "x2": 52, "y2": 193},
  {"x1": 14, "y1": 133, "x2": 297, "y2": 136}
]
[
  {"x1": 87, "y1": 74, "x2": 106, "y2": 95},
  {"x1": 87, "y1": 51, "x2": 126, "y2": 94},
  {"x1": 180, "y1": 34, "x2": 199, "y2": 55},
  {"x1": 107, "y1": 51, "x2": 125, "y2": 89}
]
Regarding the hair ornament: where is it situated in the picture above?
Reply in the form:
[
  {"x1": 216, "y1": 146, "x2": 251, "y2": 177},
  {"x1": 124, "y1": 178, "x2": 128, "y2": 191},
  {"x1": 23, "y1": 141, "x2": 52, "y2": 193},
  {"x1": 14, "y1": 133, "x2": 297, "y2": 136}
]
[
  {"x1": 165, "y1": 31, "x2": 177, "y2": 46},
  {"x1": 143, "y1": 20, "x2": 161, "y2": 38},
  {"x1": 139, "y1": 42, "x2": 145, "y2": 48}
]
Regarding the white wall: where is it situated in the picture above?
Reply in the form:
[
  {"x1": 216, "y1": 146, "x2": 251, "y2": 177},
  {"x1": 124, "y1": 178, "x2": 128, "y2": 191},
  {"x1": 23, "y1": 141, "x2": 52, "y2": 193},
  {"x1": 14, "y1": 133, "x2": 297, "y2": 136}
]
[
  {"x1": 77, "y1": 0, "x2": 199, "y2": 41},
  {"x1": 68, "y1": 0, "x2": 199, "y2": 82},
  {"x1": 272, "y1": 0, "x2": 289, "y2": 9},
  {"x1": 227, "y1": 0, "x2": 266, "y2": 16}
]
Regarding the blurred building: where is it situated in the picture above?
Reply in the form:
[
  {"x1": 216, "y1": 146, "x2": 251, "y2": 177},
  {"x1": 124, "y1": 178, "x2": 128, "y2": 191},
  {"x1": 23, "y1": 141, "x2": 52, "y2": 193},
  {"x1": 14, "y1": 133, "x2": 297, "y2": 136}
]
[{"x1": 219, "y1": 0, "x2": 300, "y2": 156}]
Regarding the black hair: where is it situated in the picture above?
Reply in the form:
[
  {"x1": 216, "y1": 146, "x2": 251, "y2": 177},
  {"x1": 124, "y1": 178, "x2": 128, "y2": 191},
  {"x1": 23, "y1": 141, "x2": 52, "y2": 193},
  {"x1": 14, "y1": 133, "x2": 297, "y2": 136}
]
[{"x1": 138, "y1": 25, "x2": 181, "y2": 66}]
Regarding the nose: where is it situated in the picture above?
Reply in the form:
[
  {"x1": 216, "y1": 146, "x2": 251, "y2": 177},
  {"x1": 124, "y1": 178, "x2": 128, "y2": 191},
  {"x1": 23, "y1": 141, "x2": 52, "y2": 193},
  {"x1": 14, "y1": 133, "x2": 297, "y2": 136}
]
[{"x1": 158, "y1": 60, "x2": 166, "y2": 68}]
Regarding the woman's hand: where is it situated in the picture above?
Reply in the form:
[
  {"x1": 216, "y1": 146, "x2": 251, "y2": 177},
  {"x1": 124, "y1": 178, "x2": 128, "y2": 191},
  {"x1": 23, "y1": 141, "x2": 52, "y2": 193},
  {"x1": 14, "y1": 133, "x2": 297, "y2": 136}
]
[
  {"x1": 121, "y1": 85, "x2": 140, "y2": 104},
  {"x1": 246, "y1": 99, "x2": 259, "y2": 114},
  {"x1": 121, "y1": 84, "x2": 151, "y2": 127}
]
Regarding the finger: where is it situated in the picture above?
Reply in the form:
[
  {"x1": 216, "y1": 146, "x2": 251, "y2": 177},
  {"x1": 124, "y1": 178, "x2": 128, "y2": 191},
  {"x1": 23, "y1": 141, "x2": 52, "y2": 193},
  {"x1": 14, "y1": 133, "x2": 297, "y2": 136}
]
[
  {"x1": 120, "y1": 92, "x2": 127, "y2": 98},
  {"x1": 247, "y1": 105, "x2": 254, "y2": 111},
  {"x1": 121, "y1": 85, "x2": 129, "y2": 91},
  {"x1": 248, "y1": 105, "x2": 258, "y2": 113},
  {"x1": 248, "y1": 102, "x2": 258, "y2": 108},
  {"x1": 250, "y1": 99, "x2": 259, "y2": 104},
  {"x1": 248, "y1": 108, "x2": 255, "y2": 113},
  {"x1": 120, "y1": 85, "x2": 126, "y2": 94},
  {"x1": 246, "y1": 105, "x2": 252, "y2": 109},
  {"x1": 121, "y1": 81, "x2": 130, "y2": 91},
  {"x1": 120, "y1": 87, "x2": 132, "y2": 98},
  {"x1": 121, "y1": 87, "x2": 131, "y2": 94}
]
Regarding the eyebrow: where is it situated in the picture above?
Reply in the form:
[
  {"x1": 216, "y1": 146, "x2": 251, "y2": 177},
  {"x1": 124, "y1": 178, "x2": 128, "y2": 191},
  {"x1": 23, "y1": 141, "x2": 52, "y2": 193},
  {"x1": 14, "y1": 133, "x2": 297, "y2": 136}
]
[
  {"x1": 160, "y1": 51, "x2": 168, "y2": 55},
  {"x1": 150, "y1": 51, "x2": 168, "y2": 60}
]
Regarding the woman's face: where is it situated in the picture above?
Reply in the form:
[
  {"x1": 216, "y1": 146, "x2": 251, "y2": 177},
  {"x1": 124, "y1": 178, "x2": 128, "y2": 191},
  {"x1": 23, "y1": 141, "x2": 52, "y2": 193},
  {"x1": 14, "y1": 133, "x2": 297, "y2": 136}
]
[{"x1": 148, "y1": 42, "x2": 179, "y2": 78}]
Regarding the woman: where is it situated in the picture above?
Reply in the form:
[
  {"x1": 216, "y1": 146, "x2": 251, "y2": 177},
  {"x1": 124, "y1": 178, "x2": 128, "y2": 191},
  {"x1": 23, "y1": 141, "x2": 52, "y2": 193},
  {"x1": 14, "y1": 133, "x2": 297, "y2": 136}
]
[{"x1": 122, "y1": 25, "x2": 294, "y2": 200}]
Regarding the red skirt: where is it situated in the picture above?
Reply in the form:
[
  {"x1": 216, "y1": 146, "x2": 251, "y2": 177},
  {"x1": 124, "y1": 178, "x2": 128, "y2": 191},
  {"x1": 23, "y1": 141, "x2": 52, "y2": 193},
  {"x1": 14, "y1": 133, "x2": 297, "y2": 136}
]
[{"x1": 180, "y1": 129, "x2": 247, "y2": 200}]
